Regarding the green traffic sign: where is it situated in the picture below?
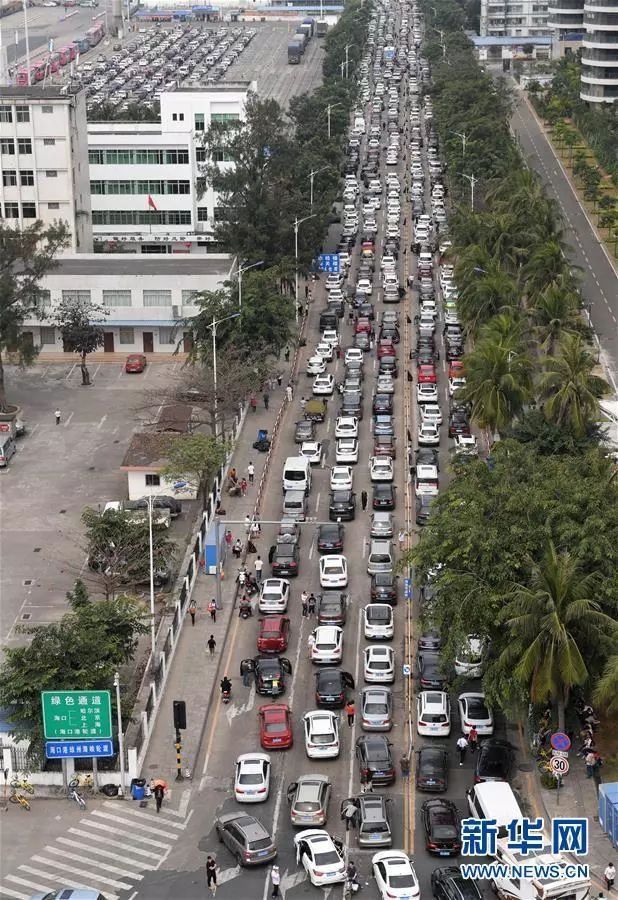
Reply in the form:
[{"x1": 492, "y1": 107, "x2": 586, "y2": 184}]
[{"x1": 41, "y1": 690, "x2": 112, "y2": 740}]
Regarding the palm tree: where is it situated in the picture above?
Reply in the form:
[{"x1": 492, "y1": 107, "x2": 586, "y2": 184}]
[
  {"x1": 500, "y1": 542, "x2": 616, "y2": 730},
  {"x1": 480, "y1": 311, "x2": 529, "y2": 353},
  {"x1": 457, "y1": 340, "x2": 533, "y2": 433},
  {"x1": 593, "y1": 655, "x2": 618, "y2": 715},
  {"x1": 522, "y1": 238, "x2": 573, "y2": 294},
  {"x1": 539, "y1": 334, "x2": 610, "y2": 437},
  {"x1": 457, "y1": 269, "x2": 521, "y2": 335},
  {"x1": 530, "y1": 281, "x2": 585, "y2": 355}
]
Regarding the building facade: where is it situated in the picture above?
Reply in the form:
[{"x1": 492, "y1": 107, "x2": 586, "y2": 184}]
[
  {"x1": 480, "y1": 0, "x2": 552, "y2": 37},
  {"x1": 0, "y1": 87, "x2": 92, "y2": 252},
  {"x1": 547, "y1": 0, "x2": 584, "y2": 38},
  {"x1": 580, "y1": 0, "x2": 618, "y2": 103}
]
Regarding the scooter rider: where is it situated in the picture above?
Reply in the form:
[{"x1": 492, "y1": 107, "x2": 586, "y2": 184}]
[
  {"x1": 239, "y1": 595, "x2": 252, "y2": 617},
  {"x1": 220, "y1": 675, "x2": 232, "y2": 696}
]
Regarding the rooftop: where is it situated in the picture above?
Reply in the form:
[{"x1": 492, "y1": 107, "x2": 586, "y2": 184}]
[
  {"x1": 0, "y1": 86, "x2": 80, "y2": 100},
  {"x1": 121, "y1": 432, "x2": 186, "y2": 470},
  {"x1": 53, "y1": 254, "x2": 233, "y2": 277}
]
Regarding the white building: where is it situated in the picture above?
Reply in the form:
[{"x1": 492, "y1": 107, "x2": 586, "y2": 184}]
[
  {"x1": 480, "y1": 0, "x2": 552, "y2": 37},
  {"x1": 580, "y1": 0, "x2": 618, "y2": 103},
  {"x1": 88, "y1": 83, "x2": 255, "y2": 253},
  {"x1": 547, "y1": 0, "x2": 584, "y2": 39},
  {"x1": 0, "y1": 87, "x2": 92, "y2": 252}
]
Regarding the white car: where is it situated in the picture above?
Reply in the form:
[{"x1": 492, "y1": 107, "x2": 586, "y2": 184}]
[
  {"x1": 415, "y1": 464, "x2": 439, "y2": 497},
  {"x1": 364, "y1": 604, "x2": 394, "y2": 640},
  {"x1": 313, "y1": 374, "x2": 335, "y2": 396},
  {"x1": 234, "y1": 753, "x2": 271, "y2": 802},
  {"x1": 258, "y1": 578, "x2": 290, "y2": 614},
  {"x1": 364, "y1": 645, "x2": 395, "y2": 683},
  {"x1": 315, "y1": 342, "x2": 334, "y2": 361},
  {"x1": 310, "y1": 626, "x2": 344, "y2": 665},
  {"x1": 449, "y1": 376, "x2": 467, "y2": 396},
  {"x1": 307, "y1": 355, "x2": 326, "y2": 376},
  {"x1": 319, "y1": 555, "x2": 348, "y2": 589},
  {"x1": 345, "y1": 348, "x2": 364, "y2": 366},
  {"x1": 300, "y1": 441, "x2": 323, "y2": 466},
  {"x1": 376, "y1": 374, "x2": 395, "y2": 394},
  {"x1": 336, "y1": 438, "x2": 359, "y2": 464},
  {"x1": 455, "y1": 635, "x2": 485, "y2": 677},
  {"x1": 304, "y1": 710, "x2": 340, "y2": 758},
  {"x1": 330, "y1": 466, "x2": 353, "y2": 492},
  {"x1": 369, "y1": 456, "x2": 394, "y2": 482},
  {"x1": 356, "y1": 277, "x2": 373, "y2": 295},
  {"x1": 322, "y1": 329, "x2": 339, "y2": 347},
  {"x1": 416, "y1": 691, "x2": 451, "y2": 737},
  {"x1": 325, "y1": 274, "x2": 343, "y2": 291},
  {"x1": 418, "y1": 422, "x2": 440, "y2": 446},
  {"x1": 453, "y1": 434, "x2": 478, "y2": 457},
  {"x1": 417, "y1": 382, "x2": 438, "y2": 404},
  {"x1": 335, "y1": 416, "x2": 359, "y2": 439},
  {"x1": 373, "y1": 850, "x2": 420, "y2": 899},
  {"x1": 295, "y1": 830, "x2": 346, "y2": 886},
  {"x1": 458, "y1": 692, "x2": 494, "y2": 736}
]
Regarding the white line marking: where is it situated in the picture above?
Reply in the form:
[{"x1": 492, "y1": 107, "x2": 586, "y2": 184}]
[
  {"x1": 0, "y1": 884, "x2": 30, "y2": 899},
  {"x1": 19, "y1": 865, "x2": 118, "y2": 900},
  {"x1": 97, "y1": 414, "x2": 107, "y2": 430},
  {"x1": 64, "y1": 412, "x2": 74, "y2": 427},
  {"x1": 43, "y1": 845, "x2": 142, "y2": 881},
  {"x1": 84, "y1": 818, "x2": 172, "y2": 849},
  {"x1": 6, "y1": 876, "x2": 50, "y2": 895},
  {"x1": 68, "y1": 827, "x2": 159, "y2": 860},
  {"x1": 89, "y1": 809, "x2": 179, "y2": 840},
  {"x1": 105, "y1": 804, "x2": 187, "y2": 830},
  {"x1": 315, "y1": 491, "x2": 321, "y2": 514},
  {"x1": 57, "y1": 837, "x2": 153, "y2": 871},
  {"x1": 30, "y1": 855, "x2": 131, "y2": 891}
]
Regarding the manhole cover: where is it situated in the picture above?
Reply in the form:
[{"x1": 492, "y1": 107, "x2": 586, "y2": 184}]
[
  {"x1": 23, "y1": 579, "x2": 32, "y2": 586},
  {"x1": 33, "y1": 547, "x2": 41, "y2": 553},
  {"x1": 59, "y1": 509, "x2": 66, "y2": 514},
  {"x1": 114, "y1": 440, "x2": 120, "y2": 444},
  {"x1": 21, "y1": 613, "x2": 31, "y2": 620},
  {"x1": 518, "y1": 762, "x2": 534, "y2": 772},
  {"x1": 88, "y1": 466, "x2": 95, "y2": 471}
]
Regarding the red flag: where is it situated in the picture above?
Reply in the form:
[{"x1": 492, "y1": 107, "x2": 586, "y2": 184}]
[{"x1": 147, "y1": 195, "x2": 157, "y2": 211}]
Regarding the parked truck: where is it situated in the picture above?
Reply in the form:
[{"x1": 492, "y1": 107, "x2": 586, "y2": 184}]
[
  {"x1": 288, "y1": 40, "x2": 302, "y2": 64},
  {"x1": 294, "y1": 30, "x2": 308, "y2": 52},
  {"x1": 302, "y1": 16, "x2": 315, "y2": 35},
  {"x1": 316, "y1": 19, "x2": 328, "y2": 36}
]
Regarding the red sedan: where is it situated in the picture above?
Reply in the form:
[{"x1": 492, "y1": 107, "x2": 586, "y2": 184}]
[
  {"x1": 377, "y1": 340, "x2": 396, "y2": 359},
  {"x1": 355, "y1": 317, "x2": 372, "y2": 335},
  {"x1": 257, "y1": 616, "x2": 290, "y2": 654},
  {"x1": 125, "y1": 353, "x2": 147, "y2": 373},
  {"x1": 258, "y1": 704, "x2": 293, "y2": 750},
  {"x1": 418, "y1": 364, "x2": 437, "y2": 384},
  {"x1": 448, "y1": 360, "x2": 465, "y2": 379}
]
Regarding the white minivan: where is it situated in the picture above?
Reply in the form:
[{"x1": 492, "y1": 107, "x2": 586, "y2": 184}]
[{"x1": 282, "y1": 456, "x2": 311, "y2": 494}]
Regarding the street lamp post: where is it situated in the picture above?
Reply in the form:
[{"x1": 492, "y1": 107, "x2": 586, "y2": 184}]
[
  {"x1": 459, "y1": 172, "x2": 478, "y2": 210},
  {"x1": 208, "y1": 312, "x2": 241, "y2": 434},
  {"x1": 23, "y1": 0, "x2": 31, "y2": 85},
  {"x1": 339, "y1": 60, "x2": 345, "y2": 78},
  {"x1": 148, "y1": 494, "x2": 156, "y2": 668},
  {"x1": 236, "y1": 259, "x2": 264, "y2": 311},
  {"x1": 293, "y1": 214, "x2": 317, "y2": 325},
  {"x1": 113, "y1": 671, "x2": 126, "y2": 798},
  {"x1": 309, "y1": 165, "x2": 331, "y2": 208},
  {"x1": 451, "y1": 130, "x2": 467, "y2": 157},
  {"x1": 344, "y1": 42, "x2": 353, "y2": 78},
  {"x1": 326, "y1": 102, "x2": 342, "y2": 139}
]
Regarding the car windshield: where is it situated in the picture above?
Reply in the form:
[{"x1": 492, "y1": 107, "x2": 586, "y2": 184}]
[
  {"x1": 369, "y1": 608, "x2": 390, "y2": 622},
  {"x1": 314, "y1": 849, "x2": 341, "y2": 866},
  {"x1": 324, "y1": 562, "x2": 344, "y2": 574},
  {"x1": 389, "y1": 873, "x2": 416, "y2": 888},
  {"x1": 424, "y1": 713, "x2": 447, "y2": 723},
  {"x1": 366, "y1": 701, "x2": 388, "y2": 714},
  {"x1": 312, "y1": 732, "x2": 336, "y2": 744},
  {"x1": 239, "y1": 773, "x2": 263, "y2": 784}
]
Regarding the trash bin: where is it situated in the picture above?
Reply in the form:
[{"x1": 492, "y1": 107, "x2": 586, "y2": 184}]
[{"x1": 131, "y1": 777, "x2": 146, "y2": 801}]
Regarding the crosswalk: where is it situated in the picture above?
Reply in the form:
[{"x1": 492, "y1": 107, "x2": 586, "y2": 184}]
[{"x1": 0, "y1": 799, "x2": 189, "y2": 900}]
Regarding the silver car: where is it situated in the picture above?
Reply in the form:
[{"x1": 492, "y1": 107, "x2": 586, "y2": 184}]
[
  {"x1": 360, "y1": 686, "x2": 393, "y2": 731},
  {"x1": 370, "y1": 511, "x2": 394, "y2": 539},
  {"x1": 287, "y1": 773, "x2": 332, "y2": 826}
]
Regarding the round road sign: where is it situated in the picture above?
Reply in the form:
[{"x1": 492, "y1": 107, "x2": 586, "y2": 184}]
[
  {"x1": 550, "y1": 732, "x2": 571, "y2": 752},
  {"x1": 550, "y1": 756, "x2": 570, "y2": 775}
]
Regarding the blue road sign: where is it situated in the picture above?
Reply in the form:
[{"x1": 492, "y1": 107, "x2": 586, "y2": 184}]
[
  {"x1": 318, "y1": 253, "x2": 340, "y2": 274},
  {"x1": 404, "y1": 577, "x2": 412, "y2": 599},
  {"x1": 45, "y1": 740, "x2": 114, "y2": 759},
  {"x1": 550, "y1": 732, "x2": 572, "y2": 752}
]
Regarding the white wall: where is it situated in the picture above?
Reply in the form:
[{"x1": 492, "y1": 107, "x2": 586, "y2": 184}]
[{"x1": 126, "y1": 470, "x2": 198, "y2": 501}]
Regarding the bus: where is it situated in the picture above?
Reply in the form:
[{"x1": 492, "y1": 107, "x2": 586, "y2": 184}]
[
  {"x1": 58, "y1": 45, "x2": 76, "y2": 65},
  {"x1": 85, "y1": 23, "x2": 105, "y2": 47}
]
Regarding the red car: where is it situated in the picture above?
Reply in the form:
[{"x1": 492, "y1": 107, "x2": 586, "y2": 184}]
[
  {"x1": 418, "y1": 364, "x2": 437, "y2": 384},
  {"x1": 257, "y1": 616, "x2": 290, "y2": 654},
  {"x1": 125, "y1": 353, "x2": 147, "y2": 373},
  {"x1": 258, "y1": 704, "x2": 293, "y2": 750},
  {"x1": 448, "y1": 360, "x2": 465, "y2": 379},
  {"x1": 377, "y1": 340, "x2": 396, "y2": 359},
  {"x1": 355, "y1": 317, "x2": 372, "y2": 335}
]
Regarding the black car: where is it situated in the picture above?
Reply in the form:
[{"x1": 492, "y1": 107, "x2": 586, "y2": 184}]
[
  {"x1": 413, "y1": 447, "x2": 440, "y2": 473},
  {"x1": 373, "y1": 483, "x2": 396, "y2": 510},
  {"x1": 372, "y1": 393, "x2": 393, "y2": 415},
  {"x1": 271, "y1": 543, "x2": 300, "y2": 577},
  {"x1": 295, "y1": 419, "x2": 315, "y2": 443},
  {"x1": 378, "y1": 356, "x2": 398, "y2": 378},
  {"x1": 446, "y1": 342, "x2": 464, "y2": 361},
  {"x1": 417, "y1": 347, "x2": 437, "y2": 366},
  {"x1": 329, "y1": 490, "x2": 356, "y2": 521},
  {"x1": 418, "y1": 651, "x2": 448, "y2": 689},
  {"x1": 127, "y1": 495, "x2": 182, "y2": 518},
  {"x1": 432, "y1": 868, "x2": 483, "y2": 900},
  {"x1": 421, "y1": 799, "x2": 461, "y2": 855},
  {"x1": 448, "y1": 410, "x2": 471, "y2": 437},
  {"x1": 356, "y1": 735, "x2": 396, "y2": 786},
  {"x1": 370, "y1": 572, "x2": 398, "y2": 605},
  {"x1": 317, "y1": 592, "x2": 348, "y2": 627},
  {"x1": 317, "y1": 523, "x2": 345, "y2": 553},
  {"x1": 416, "y1": 494, "x2": 434, "y2": 526},
  {"x1": 416, "y1": 747, "x2": 449, "y2": 792},
  {"x1": 379, "y1": 324, "x2": 400, "y2": 343},
  {"x1": 354, "y1": 333, "x2": 370, "y2": 352},
  {"x1": 341, "y1": 391, "x2": 363, "y2": 419},
  {"x1": 474, "y1": 740, "x2": 513, "y2": 783},
  {"x1": 315, "y1": 668, "x2": 355, "y2": 708},
  {"x1": 358, "y1": 302, "x2": 375, "y2": 320},
  {"x1": 241, "y1": 656, "x2": 292, "y2": 697},
  {"x1": 418, "y1": 631, "x2": 442, "y2": 652}
]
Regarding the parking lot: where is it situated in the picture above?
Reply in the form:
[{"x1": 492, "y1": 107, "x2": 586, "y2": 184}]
[{"x1": 0, "y1": 359, "x2": 195, "y2": 649}]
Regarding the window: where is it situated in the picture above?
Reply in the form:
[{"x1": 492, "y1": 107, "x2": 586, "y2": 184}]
[
  {"x1": 0, "y1": 105, "x2": 12, "y2": 123},
  {"x1": 181, "y1": 290, "x2": 198, "y2": 304},
  {"x1": 90, "y1": 180, "x2": 105, "y2": 194},
  {"x1": 197, "y1": 207, "x2": 208, "y2": 222},
  {"x1": 89, "y1": 149, "x2": 104, "y2": 164},
  {"x1": 102, "y1": 290, "x2": 132, "y2": 307},
  {"x1": 195, "y1": 112, "x2": 205, "y2": 131},
  {"x1": 172, "y1": 112, "x2": 184, "y2": 122},
  {"x1": 165, "y1": 149, "x2": 189, "y2": 165},
  {"x1": 4, "y1": 203, "x2": 19, "y2": 218},
  {"x1": 143, "y1": 290, "x2": 172, "y2": 307},
  {"x1": 22, "y1": 202, "x2": 36, "y2": 218},
  {"x1": 119, "y1": 327, "x2": 134, "y2": 344},
  {"x1": 145, "y1": 473, "x2": 161, "y2": 487},
  {"x1": 159, "y1": 326, "x2": 176, "y2": 344},
  {"x1": 40, "y1": 326, "x2": 56, "y2": 345},
  {"x1": 195, "y1": 147, "x2": 206, "y2": 162},
  {"x1": 62, "y1": 290, "x2": 91, "y2": 304},
  {"x1": 45, "y1": 170, "x2": 58, "y2": 178},
  {"x1": 48, "y1": 202, "x2": 59, "y2": 209},
  {"x1": 107, "y1": 180, "x2": 133, "y2": 195},
  {"x1": 43, "y1": 138, "x2": 55, "y2": 146},
  {"x1": 135, "y1": 149, "x2": 163, "y2": 165},
  {"x1": 20, "y1": 170, "x2": 34, "y2": 186},
  {"x1": 211, "y1": 112, "x2": 240, "y2": 122},
  {"x1": 1, "y1": 139, "x2": 15, "y2": 155},
  {"x1": 166, "y1": 210, "x2": 191, "y2": 225},
  {"x1": 15, "y1": 105, "x2": 30, "y2": 123},
  {"x1": 2, "y1": 171, "x2": 17, "y2": 187},
  {"x1": 18, "y1": 138, "x2": 32, "y2": 154},
  {"x1": 39, "y1": 290, "x2": 51, "y2": 308},
  {"x1": 41, "y1": 105, "x2": 54, "y2": 114}
]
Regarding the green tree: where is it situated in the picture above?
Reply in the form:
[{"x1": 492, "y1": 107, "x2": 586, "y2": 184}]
[
  {"x1": 162, "y1": 434, "x2": 228, "y2": 508},
  {"x1": 55, "y1": 295, "x2": 108, "y2": 386},
  {"x1": 499, "y1": 542, "x2": 616, "y2": 729},
  {"x1": 0, "y1": 221, "x2": 70, "y2": 411},
  {"x1": 530, "y1": 279, "x2": 585, "y2": 354},
  {"x1": 457, "y1": 268, "x2": 520, "y2": 335},
  {"x1": 593, "y1": 655, "x2": 618, "y2": 715},
  {"x1": 457, "y1": 340, "x2": 533, "y2": 433},
  {"x1": 539, "y1": 334, "x2": 610, "y2": 436},
  {"x1": 563, "y1": 129, "x2": 578, "y2": 163},
  {"x1": 522, "y1": 238, "x2": 572, "y2": 293}
]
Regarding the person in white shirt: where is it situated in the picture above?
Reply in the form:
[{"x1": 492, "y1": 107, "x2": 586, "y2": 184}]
[
  {"x1": 605, "y1": 863, "x2": 615, "y2": 892},
  {"x1": 270, "y1": 864, "x2": 281, "y2": 898},
  {"x1": 254, "y1": 556, "x2": 264, "y2": 583},
  {"x1": 456, "y1": 735, "x2": 468, "y2": 766}
]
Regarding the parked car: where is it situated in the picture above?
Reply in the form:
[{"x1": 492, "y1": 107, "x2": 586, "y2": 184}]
[
  {"x1": 356, "y1": 735, "x2": 396, "y2": 786},
  {"x1": 474, "y1": 740, "x2": 513, "y2": 783},
  {"x1": 287, "y1": 774, "x2": 331, "y2": 827},
  {"x1": 421, "y1": 799, "x2": 461, "y2": 855},
  {"x1": 214, "y1": 811, "x2": 277, "y2": 866},
  {"x1": 416, "y1": 747, "x2": 449, "y2": 792}
]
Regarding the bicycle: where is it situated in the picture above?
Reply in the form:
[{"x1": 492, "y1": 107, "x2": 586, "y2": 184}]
[
  {"x1": 10, "y1": 774, "x2": 34, "y2": 795},
  {"x1": 68, "y1": 780, "x2": 87, "y2": 809},
  {"x1": 9, "y1": 790, "x2": 31, "y2": 811},
  {"x1": 70, "y1": 773, "x2": 94, "y2": 793}
]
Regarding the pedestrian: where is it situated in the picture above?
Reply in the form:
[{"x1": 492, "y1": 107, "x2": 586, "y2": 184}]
[
  {"x1": 457, "y1": 735, "x2": 468, "y2": 766},
  {"x1": 336, "y1": 345, "x2": 342, "y2": 360},
  {"x1": 207, "y1": 634, "x2": 217, "y2": 656},
  {"x1": 307, "y1": 631, "x2": 316, "y2": 659},
  {"x1": 232, "y1": 538, "x2": 242, "y2": 559},
  {"x1": 254, "y1": 555, "x2": 264, "y2": 582},
  {"x1": 305, "y1": 284, "x2": 309, "y2": 300},
  {"x1": 345, "y1": 699, "x2": 356, "y2": 726},
  {"x1": 250, "y1": 395, "x2": 257, "y2": 413},
  {"x1": 250, "y1": 518, "x2": 261, "y2": 538},
  {"x1": 206, "y1": 855, "x2": 218, "y2": 894},
  {"x1": 225, "y1": 529, "x2": 233, "y2": 547},
  {"x1": 593, "y1": 753, "x2": 604, "y2": 786},
  {"x1": 307, "y1": 592, "x2": 316, "y2": 616},
  {"x1": 240, "y1": 477, "x2": 248, "y2": 496},
  {"x1": 188, "y1": 599, "x2": 197, "y2": 626},
  {"x1": 301, "y1": 590, "x2": 309, "y2": 616},
  {"x1": 300, "y1": 396, "x2": 307, "y2": 411},
  {"x1": 270, "y1": 864, "x2": 281, "y2": 898},
  {"x1": 361, "y1": 770, "x2": 374, "y2": 793},
  {"x1": 208, "y1": 598, "x2": 217, "y2": 622},
  {"x1": 398, "y1": 529, "x2": 406, "y2": 550},
  {"x1": 240, "y1": 658, "x2": 252, "y2": 687},
  {"x1": 247, "y1": 461, "x2": 255, "y2": 484},
  {"x1": 229, "y1": 467, "x2": 237, "y2": 485},
  {"x1": 277, "y1": 373, "x2": 283, "y2": 387},
  {"x1": 361, "y1": 490, "x2": 368, "y2": 511},
  {"x1": 55, "y1": 408, "x2": 61, "y2": 425},
  {"x1": 268, "y1": 544, "x2": 276, "y2": 564},
  {"x1": 468, "y1": 725, "x2": 479, "y2": 753},
  {"x1": 585, "y1": 750, "x2": 597, "y2": 778},
  {"x1": 604, "y1": 863, "x2": 615, "y2": 892},
  {"x1": 263, "y1": 392, "x2": 270, "y2": 410},
  {"x1": 341, "y1": 799, "x2": 358, "y2": 831},
  {"x1": 400, "y1": 754, "x2": 410, "y2": 780},
  {"x1": 286, "y1": 384, "x2": 293, "y2": 402},
  {"x1": 151, "y1": 780, "x2": 165, "y2": 813},
  {"x1": 284, "y1": 347, "x2": 290, "y2": 362}
]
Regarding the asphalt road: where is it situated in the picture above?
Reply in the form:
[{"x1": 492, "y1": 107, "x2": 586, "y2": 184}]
[
  {"x1": 509, "y1": 87, "x2": 618, "y2": 390},
  {"x1": 2, "y1": 2, "x2": 106, "y2": 69}
]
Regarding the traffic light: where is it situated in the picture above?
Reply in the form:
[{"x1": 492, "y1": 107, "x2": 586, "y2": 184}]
[{"x1": 173, "y1": 700, "x2": 187, "y2": 731}]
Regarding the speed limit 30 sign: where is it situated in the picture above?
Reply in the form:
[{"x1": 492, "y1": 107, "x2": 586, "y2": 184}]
[{"x1": 550, "y1": 756, "x2": 570, "y2": 775}]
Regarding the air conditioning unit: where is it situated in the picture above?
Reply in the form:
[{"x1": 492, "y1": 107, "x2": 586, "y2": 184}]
[{"x1": 172, "y1": 305, "x2": 180, "y2": 318}]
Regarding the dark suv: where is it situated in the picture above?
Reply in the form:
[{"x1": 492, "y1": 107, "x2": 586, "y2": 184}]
[
  {"x1": 315, "y1": 668, "x2": 355, "y2": 708},
  {"x1": 355, "y1": 735, "x2": 396, "y2": 786},
  {"x1": 241, "y1": 656, "x2": 292, "y2": 697},
  {"x1": 431, "y1": 868, "x2": 483, "y2": 900},
  {"x1": 329, "y1": 490, "x2": 356, "y2": 521},
  {"x1": 316, "y1": 592, "x2": 348, "y2": 627}
]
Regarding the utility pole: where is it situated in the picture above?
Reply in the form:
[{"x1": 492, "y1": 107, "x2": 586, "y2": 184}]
[
  {"x1": 114, "y1": 672, "x2": 126, "y2": 798},
  {"x1": 459, "y1": 172, "x2": 478, "y2": 210},
  {"x1": 294, "y1": 213, "x2": 317, "y2": 325}
]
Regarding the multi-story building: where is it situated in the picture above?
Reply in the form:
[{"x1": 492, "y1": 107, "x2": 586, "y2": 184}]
[
  {"x1": 0, "y1": 87, "x2": 92, "y2": 252},
  {"x1": 480, "y1": 0, "x2": 552, "y2": 37},
  {"x1": 547, "y1": 0, "x2": 584, "y2": 38},
  {"x1": 580, "y1": 0, "x2": 618, "y2": 103}
]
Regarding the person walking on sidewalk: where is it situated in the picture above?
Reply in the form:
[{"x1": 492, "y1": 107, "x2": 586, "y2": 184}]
[
  {"x1": 206, "y1": 856, "x2": 218, "y2": 894},
  {"x1": 270, "y1": 864, "x2": 281, "y2": 898},
  {"x1": 247, "y1": 461, "x2": 255, "y2": 484},
  {"x1": 188, "y1": 599, "x2": 197, "y2": 626},
  {"x1": 468, "y1": 725, "x2": 479, "y2": 753},
  {"x1": 208, "y1": 599, "x2": 217, "y2": 622},
  {"x1": 361, "y1": 490, "x2": 368, "y2": 511},
  {"x1": 308, "y1": 592, "x2": 316, "y2": 616},
  {"x1": 263, "y1": 392, "x2": 270, "y2": 410},
  {"x1": 457, "y1": 735, "x2": 468, "y2": 766},
  {"x1": 240, "y1": 477, "x2": 248, "y2": 496},
  {"x1": 300, "y1": 396, "x2": 307, "y2": 412},
  {"x1": 604, "y1": 863, "x2": 615, "y2": 891},
  {"x1": 307, "y1": 631, "x2": 316, "y2": 660},
  {"x1": 301, "y1": 590, "x2": 309, "y2": 617},
  {"x1": 400, "y1": 754, "x2": 410, "y2": 780},
  {"x1": 345, "y1": 700, "x2": 356, "y2": 726},
  {"x1": 55, "y1": 409, "x2": 61, "y2": 425},
  {"x1": 151, "y1": 780, "x2": 165, "y2": 813},
  {"x1": 284, "y1": 347, "x2": 290, "y2": 363},
  {"x1": 286, "y1": 384, "x2": 293, "y2": 402},
  {"x1": 250, "y1": 395, "x2": 257, "y2": 413},
  {"x1": 207, "y1": 634, "x2": 217, "y2": 656},
  {"x1": 585, "y1": 749, "x2": 597, "y2": 778},
  {"x1": 254, "y1": 556, "x2": 264, "y2": 583}
]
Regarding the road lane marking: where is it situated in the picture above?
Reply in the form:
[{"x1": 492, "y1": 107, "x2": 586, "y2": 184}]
[
  {"x1": 42, "y1": 845, "x2": 142, "y2": 881},
  {"x1": 67, "y1": 827, "x2": 160, "y2": 860},
  {"x1": 57, "y1": 837, "x2": 154, "y2": 871},
  {"x1": 89, "y1": 809, "x2": 180, "y2": 840},
  {"x1": 85, "y1": 818, "x2": 172, "y2": 849}
]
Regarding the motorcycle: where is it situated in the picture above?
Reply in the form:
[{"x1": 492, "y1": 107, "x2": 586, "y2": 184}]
[
  {"x1": 221, "y1": 689, "x2": 231, "y2": 704},
  {"x1": 239, "y1": 603, "x2": 253, "y2": 619},
  {"x1": 344, "y1": 877, "x2": 361, "y2": 897}
]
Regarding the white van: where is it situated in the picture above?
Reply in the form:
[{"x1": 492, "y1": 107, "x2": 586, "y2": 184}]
[
  {"x1": 282, "y1": 490, "x2": 307, "y2": 522},
  {"x1": 466, "y1": 782, "x2": 523, "y2": 839},
  {"x1": 493, "y1": 837, "x2": 591, "y2": 900},
  {"x1": 282, "y1": 456, "x2": 312, "y2": 494}
]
